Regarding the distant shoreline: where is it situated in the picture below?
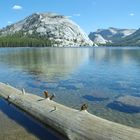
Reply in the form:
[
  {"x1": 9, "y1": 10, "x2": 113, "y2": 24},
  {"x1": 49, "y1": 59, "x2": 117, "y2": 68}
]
[{"x1": 0, "y1": 46, "x2": 140, "y2": 48}]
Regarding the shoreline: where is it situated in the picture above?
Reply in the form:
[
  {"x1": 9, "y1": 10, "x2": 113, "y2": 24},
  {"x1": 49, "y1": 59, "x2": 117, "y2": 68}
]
[{"x1": 0, "y1": 45, "x2": 140, "y2": 48}]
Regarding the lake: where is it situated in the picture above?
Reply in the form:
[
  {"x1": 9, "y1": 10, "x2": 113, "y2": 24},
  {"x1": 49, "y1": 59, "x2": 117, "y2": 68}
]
[{"x1": 0, "y1": 47, "x2": 140, "y2": 139}]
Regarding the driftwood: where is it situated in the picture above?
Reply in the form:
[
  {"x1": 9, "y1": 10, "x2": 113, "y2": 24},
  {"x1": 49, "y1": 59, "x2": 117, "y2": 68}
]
[{"x1": 0, "y1": 82, "x2": 140, "y2": 140}]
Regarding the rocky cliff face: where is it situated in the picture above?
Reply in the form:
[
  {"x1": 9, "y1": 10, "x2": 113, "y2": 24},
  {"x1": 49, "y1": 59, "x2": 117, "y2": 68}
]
[
  {"x1": 89, "y1": 27, "x2": 136, "y2": 44},
  {"x1": 0, "y1": 13, "x2": 93, "y2": 47},
  {"x1": 114, "y1": 28, "x2": 140, "y2": 46},
  {"x1": 88, "y1": 33, "x2": 108, "y2": 44}
]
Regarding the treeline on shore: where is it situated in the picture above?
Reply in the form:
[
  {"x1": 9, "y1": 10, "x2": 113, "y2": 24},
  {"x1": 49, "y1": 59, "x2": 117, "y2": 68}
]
[{"x1": 0, "y1": 32, "x2": 55, "y2": 47}]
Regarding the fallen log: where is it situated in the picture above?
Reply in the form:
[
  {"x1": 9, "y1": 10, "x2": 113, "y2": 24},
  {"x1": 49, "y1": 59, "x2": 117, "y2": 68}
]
[{"x1": 0, "y1": 82, "x2": 140, "y2": 140}]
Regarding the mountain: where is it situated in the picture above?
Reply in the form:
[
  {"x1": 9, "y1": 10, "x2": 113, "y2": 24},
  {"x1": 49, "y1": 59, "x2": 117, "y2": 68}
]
[
  {"x1": 88, "y1": 34, "x2": 108, "y2": 44},
  {"x1": 113, "y1": 28, "x2": 140, "y2": 46},
  {"x1": 0, "y1": 13, "x2": 93, "y2": 47},
  {"x1": 89, "y1": 27, "x2": 136, "y2": 45}
]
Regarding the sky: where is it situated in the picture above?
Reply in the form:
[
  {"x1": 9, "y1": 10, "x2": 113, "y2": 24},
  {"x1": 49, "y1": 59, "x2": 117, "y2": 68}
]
[{"x1": 0, "y1": 0, "x2": 140, "y2": 33}]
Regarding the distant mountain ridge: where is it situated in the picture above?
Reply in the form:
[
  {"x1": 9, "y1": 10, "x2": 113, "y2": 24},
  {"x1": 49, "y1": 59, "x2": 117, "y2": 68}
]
[
  {"x1": 112, "y1": 28, "x2": 140, "y2": 46},
  {"x1": 0, "y1": 12, "x2": 93, "y2": 47},
  {"x1": 1, "y1": 13, "x2": 140, "y2": 47},
  {"x1": 89, "y1": 27, "x2": 136, "y2": 45}
]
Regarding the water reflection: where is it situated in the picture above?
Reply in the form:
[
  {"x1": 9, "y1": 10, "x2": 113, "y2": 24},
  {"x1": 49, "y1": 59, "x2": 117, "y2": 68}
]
[
  {"x1": 0, "y1": 47, "x2": 140, "y2": 78},
  {"x1": 89, "y1": 47, "x2": 140, "y2": 64},
  {"x1": 0, "y1": 48, "x2": 89, "y2": 79}
]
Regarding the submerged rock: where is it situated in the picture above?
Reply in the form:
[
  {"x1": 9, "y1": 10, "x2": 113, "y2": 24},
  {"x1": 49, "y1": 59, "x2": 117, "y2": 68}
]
[
  {"x1": 82, "y1": 92, "x2": 109, "y2": 102},
  {"x1": 115, "y1": 95, "x2": 140, "y2": 108},
  {"x1": 107, "y1": 95, "x2": 140, "y2": 113},
  {"x1": 83, "y1": 95, "x2": 109, "y2": 101},
  {"x1": 57, "y1": 84, "x2": 78, "y2": 90}
]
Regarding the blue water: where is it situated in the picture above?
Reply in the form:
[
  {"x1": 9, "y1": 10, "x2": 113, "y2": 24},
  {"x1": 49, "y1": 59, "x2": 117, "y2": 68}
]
[{"x1": 0, "y1": 47, "x2": 140, "y2": 130}]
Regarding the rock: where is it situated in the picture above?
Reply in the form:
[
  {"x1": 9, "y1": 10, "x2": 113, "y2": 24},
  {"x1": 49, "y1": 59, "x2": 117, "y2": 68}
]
[
  {"x1": 83, "y1": 95, "x2": 109, "y2": 101},
  {"x1": 89, "y1": 27, "x2": 136, "y2": 44},
  {"x1": 113, "y1": 28, "x2": 140, "y2": 46},
  {"x1": 88, "y1": 33, "x2": 108, "y2": 44},
  {"x1": 107, "y1": 95, "x2": 140, "y2": 113},
  {"x1": 116, "y1": 95, "x2": 140, "y2": 107},
  {"x1": 0, "y1": 13, "x2": 93, "y2": 47}
]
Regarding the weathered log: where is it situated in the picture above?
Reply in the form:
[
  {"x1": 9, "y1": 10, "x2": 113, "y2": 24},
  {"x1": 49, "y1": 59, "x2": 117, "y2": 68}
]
[{"x1": 0, "y1": 82, "x2": 140, "y2": 140}]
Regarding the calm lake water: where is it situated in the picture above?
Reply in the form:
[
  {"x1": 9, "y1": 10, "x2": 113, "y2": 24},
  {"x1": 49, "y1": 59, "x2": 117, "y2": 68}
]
[{"x1": 0, "y1": 47, "x2": 140, "y2": 138}]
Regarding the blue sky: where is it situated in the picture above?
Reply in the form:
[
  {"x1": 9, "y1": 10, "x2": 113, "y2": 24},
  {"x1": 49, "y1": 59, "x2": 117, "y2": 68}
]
[{"x1": 0, "y1": 0, "x2": 140, "y2": 33}]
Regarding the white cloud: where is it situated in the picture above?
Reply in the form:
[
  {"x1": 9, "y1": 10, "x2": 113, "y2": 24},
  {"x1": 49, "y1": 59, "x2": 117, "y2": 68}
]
[
  {"x1": 12, "y1": 5, "x2": 23, "y2": 10},
  {"x1": 73, "y1": 14, "x2": 81, "y2": 17},
  {"x1": 66, "y1": 14, "x2": 81, "y2": 18},
  {"x1": 66, "y1": 16, "x2": 72, "y2": 18},
  {"x1": 8, "y1": 21, "x2": 12, "y2": 24},
  {"x1": 129, "y1": 13, "x2": 135, "y2": 16}
]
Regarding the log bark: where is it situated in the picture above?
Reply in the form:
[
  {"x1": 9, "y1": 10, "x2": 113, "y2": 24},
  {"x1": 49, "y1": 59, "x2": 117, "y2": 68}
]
[{"x1": 0, "y1": 82, "x2": 140, "y2": 140}]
